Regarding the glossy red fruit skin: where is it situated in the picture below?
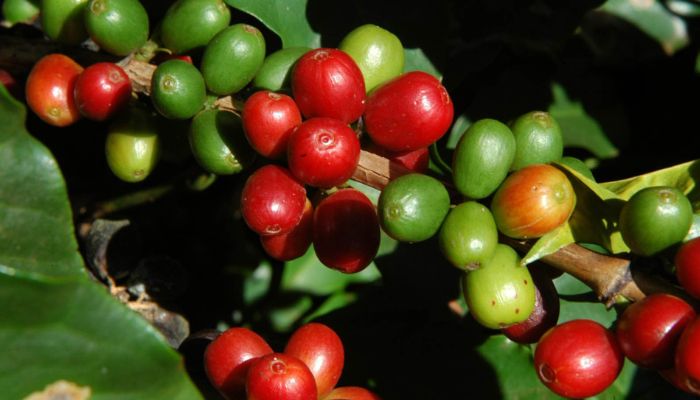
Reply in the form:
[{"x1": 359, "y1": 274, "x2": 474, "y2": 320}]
[
  {"x1": 284, "y1": 323, "x2": 344, "y2": 398},
  {"x1": 365, "y1": 142, "x2": 430, "y2": 173},
  {"x1": 25, "y1": 53, "x2": 83, "y2": 127},
  {"x1": 287, "y1": 117, "x2": 361, "y2": 188},
  {"x1": 73, "y1": 62, "x2": 132, "y2": 121},
  {"x1": 324, "y1": 386, "x2": 382, "y2": 400},
  {"x1": 659, "y1": 367, "x2": 697, "y2": 394},
  {"x1": 241, "y1": 165, "x2": 307, "y2": 236},
  {"x1": 675, "y1": 317, "x2": 700, "y2": 395},
  {"x1": 260, "y1": 198, "x2": 313, "y2": 261},
  {"x1": 246, "y1": 353, "x2": 318, "y2": 400},
  {"x1": 204, "y1": 327, "x2": 274, "y2": 400},
  {"x1": 534, "y1": 319, "x2": 623, "y2": 399},
  {"x1": 242, "y1": 90, "x2": 302, "y2": 159},
  {"x1": 291, "y1": 48, "x2": 365, "y2": 124},
  {"x1": 502, "y1": 267, "x2": 560, "y2": 344},
  {"x1": 313, "y1": 188, "x2": 380, "y2": 273},
  {"x1": 675, "y1": 237, "x2": 700, "y2": 299},
  {"x1": 363, "y1": 71, "x2": 453, "y2": 153},
  {"x1": 615, "y1": 293, "x2": 695, "y2": 369}
]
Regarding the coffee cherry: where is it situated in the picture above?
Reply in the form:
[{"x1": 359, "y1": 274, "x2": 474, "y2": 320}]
[
  {"x1": 25, "y1": 53, "x2": 83, "y2": 127},
  {"x1": 260, "y1": 199, "x2": 314, "y2": 261},
  {"x1": 292, "y1": 48, "x2": 366, "y2": 124},
  {"x1": 313, "y1": 188, "x2": 380, "y2": 273},
  {"x1": 491, "y1": 164, "x2": 576, "y2": 239},
  {"x1": 160, "y1": 0, "x2": 231, "y2": 54},
  {"x1": 188, "y1": 108, "x2": 255, "y2": 175},
  {"x1": 241, "y1": 165, "x2": 307, "y2": 236},
  {"x1": 284, "y1": 323, "x2": 344, "y2": 398},
  {"x1": 73, "y1": 62, "x2": 131, "y2": 121},
  {"x1": 204, "y1": 327, "x2": 273, "y2": 400},
  {"x1": 534, "y1": 319, "x2": 623, "y2": 398},
  {"x1": 502, "y1": 266, "x2": 560, "y2": 344},
  {"x1": 84, "y1": 0, "x2": 149, "y2": 56},
  {"x1": 246, "y1": 353, "x2": 318, "y2": 400},
  {"x1": 378, "y1": 173, "x2": 450, "y2": 242},
  {"x1": 452, "y1": 118, "x2": 516, "y2": 199},
  {"x1": 324, "y1": 386, "x2": 382, "y2": 400},
  {"x1": 151, "y1": 60, "x2": 206, "y2": 120},
  {"x1": 363, "y1": 71, "x2": 453, "y2": 153},
  {"x1": 339, "y1": 24, "x2": 404, "y2": 93},
  {"x1": 254, "y1": 47, "x2": 311, "y2": 92},
  {"x1": 463, "y1": 244, "x2": 535, "y2": 329},
  {"x1": 619, "y1": 186, "x2": 692, "y2": 256},
  {"x1": 242, "y1": 90, "x2": 302, "y2": 160},
  {"x1": 676, "y1": 237, "x2": 700, "y2": 299},
  {"x1": 615, "y1": 293, "x2": 695, "y2": 369},
  {"x1": 105, "y1": 106, "x2": 160, "y2": 183},
  {"x1": 2, "y1": 0, "x2": 40, "y2": 25},
  {"x1": 365, "y1": 143, "x2": 430, "y2": 173},
  {"x1": 41, "y1": 0, "x2": 88, "y2": 45},
  {"x1": 509, "y1": 111, "x2": 563, "y2": 171},
  {"x1": 287, "y1": 117, "x2": 360, "y2": 188},
  {"x1": 675, "y1": 316, "x2": 700, "y2": 395},
  {"x1": 439, "y1": 201, "x2": 498, "y2": 271}
]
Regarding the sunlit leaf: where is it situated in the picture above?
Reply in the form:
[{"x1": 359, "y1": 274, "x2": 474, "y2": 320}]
[
  {"x1": 522, "y1": 223, "x2": 576, "y2": 266},
  {"x1": 600, "y1": 159, "x2": 700, "y2": 204}
]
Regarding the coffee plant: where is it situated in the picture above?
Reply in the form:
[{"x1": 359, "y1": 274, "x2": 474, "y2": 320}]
[{"x1": 3, "y1": 0, "x2": 700, "y2": 399}]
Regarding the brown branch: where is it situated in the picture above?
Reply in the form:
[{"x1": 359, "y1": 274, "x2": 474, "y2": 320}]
[{"x1": 1, "y1": 30, "x2": 684, "y2": 307}]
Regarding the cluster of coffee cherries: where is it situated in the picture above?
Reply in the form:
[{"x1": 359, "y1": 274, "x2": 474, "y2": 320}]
[{"x1": 203, "y1": 322, "x2": 379, "y2": 400}]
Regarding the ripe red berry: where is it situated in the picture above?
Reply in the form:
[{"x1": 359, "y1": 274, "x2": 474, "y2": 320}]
[
  {"x1": 292, "y1": 48, "x2": 365, "y2": 124},
  {"x1": 325, "y1": 386, "x2": 382, "y2": 400},
  {"x1": 313, "y1": 188, "x2": 380, "y2": 274},
  {"x1": 241, "y1": 165, "x2": 307, "y2": 236},
  {"x1": 204, "y1": 327, "x2": 273, "y2": 399},
  {"x1": 284, "y1": 323, "x2": 344, "y2": 398},
  {"x1": 534, "y1": 319, "x2": 623, "y2": 398},
  {"x1": 287, "y1": 117, "x2": 361, "y2": 188},
  {"x1": 25, "y1": 53, "x2": 83, "y2": 127},
  {"x1": 363, "y1": 71, "x2": 453, "y2": 153},
  {"x1": 675, "y1": 237, "x2": 700, "y2": 299},
  {"x1": 74, "y1": 62, "x2": 132, "y2": 121},
  {"x1": 616, "y1": 293, "x2": 695, "y2": 369},
  {"x1": 675, "y1": 316, "x2": 700, "y2": 395},
  {"x1": 242, "y1": 90, "x2": 302, "y2": 159},
  {"x1": 260, "y1": 198, "x2": 314, "y2": 261},
  {"x1": 246, "y1": 353, "x2": 318, "y2": 400}
]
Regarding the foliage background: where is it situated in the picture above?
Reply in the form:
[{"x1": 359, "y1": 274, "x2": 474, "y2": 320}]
[{"x1": 3, "y1": 0, "x2": 700, "y2": 398}]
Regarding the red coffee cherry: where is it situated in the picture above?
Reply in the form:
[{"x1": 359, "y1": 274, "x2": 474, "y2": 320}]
[
  {"x1": 365, "y1": 142, "x2": 430, "y2": 173},
  {"x1": 325, "y1": 386, "x2": 382, "y2": 400},
  {"x1": 675, "y1": 237, "x2": 700, "y2": 299},
  {"x1": 73, "y1": 62, "x2": 132, "y2": 121},
  {"x1": 287, "y1": 117, "x2": 361, "y2": 188},
  {"x1": 313, "y1": 188, "x2": 380, "y2": 273},
  {"x1": 534, "y1": 319, "x2": 623, "y2": 398},
  {"x1": 25, "y1": 53, "x2": 83, "y2": 127},
  {"x1": 242, "y1": 90, "x2": 302, "y2": 159},
  {"x1": 363, "y1": 71, "x2": 453, "y2": 153},
  {"x1": 616, "y1": 293, "x2": 695, "y2": 369},
  {"x1": 204, "y1": 327, "x2": 273, "y2": 400},
  {"x1": 291, "y1": 48, "x2": 365, "y2": 124},
  {"x1": 675, "y1": 316, "x2": 700, "y2": 395},
  {"x1": 502, "y1": 266, "x2": 560, "y2": 344},
  {"x1": 241, "y1": 165, "x2": 307, "y2": 236},
  {"x1": 284, "y1": 322, "x2": 344, "y2": 398},
  {"x1": 246, "y1": 353, "x2": 318, "y2": 400},
  {"x1": 260, "y1": 198, "x2": 314, "y2": 261}
]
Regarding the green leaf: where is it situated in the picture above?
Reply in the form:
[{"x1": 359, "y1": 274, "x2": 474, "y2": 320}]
[
  {"x1": 522, "y1": 223, "x2": 575, "y2": 266},
  {"x1": 0, "y1": 86, "x2": 84, "y2": 278},
  {"x1": 549, "y1": 83, "x2": 619, "y2": 159},
  {"x1": 403, "y1": 48, "x2": 441, "y2": 78},
  {"x1": 600, "y1": 159, "x2": 700, "y2": 203},
  {"x1": 303, "y1": 290, "x2": 358, "y2": 323},
  {"x1": 665, "y1": 0, "x2": 700, "y2": 17},
  {"x1": 601, "y1": 0, "x2": 689, "y2": 54},
  {"x1": 226, "y1": 0, "x2": 321, "y2": 48},
  {"x1": 0, "y1": 267, "x2": 202, "y2": 400}
]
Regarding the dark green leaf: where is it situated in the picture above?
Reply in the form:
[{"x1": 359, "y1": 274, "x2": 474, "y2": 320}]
[
  {"x1": 549, "y1": 83, "x2": 619, "y2": 160},
  {"x1": 403, "y1": 48, "x2": 441, "y2": 78},
  {"x1": 303, "y1": 291, "x2": 358, "y2": 323},
  {"x1": 0, "y1": 267, "x2": 202, "y2": 400},
  {"x1": 226, "y1": 0, "x2": 321, "y2": 48},
  {"x1": 0, "y1": 86, "x2": 84, "y2": 278}
]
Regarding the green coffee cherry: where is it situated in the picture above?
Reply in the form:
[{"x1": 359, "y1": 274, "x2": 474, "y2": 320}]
[
  {"x1": 462, "y1": 244, "x2": 536, "y2": 329},
  {"x1": 253, "y1": 47, "x2": 310, "y2": 92},
  {"x1": 105, "y1": 107, "x2": 160, "y2": 182},
  {"x1": 452, "y1": 119, "x2": 515, "y2": 199},
  {"x1": 201, "y1": 24, "x2": 266, "y2": 95},
  {"x1": 439, "y1": 201, "x2": 498, "y2": 271},
  {"x1": 378, "y1": 173, "x2": 450, "y2": 242},
  {"x1": 619, "y1": 186, "x2": 693, "y2": 256},
  {"x1": 2, "y1": 0, "x2": 40, "y2": 25},
  {"x1": 509, "y1": 111, "x2": 563, "y2": 171},
  {"x1": 188, "y1": 108, "x2": 255, "y2": 175},
  {"x1": 339, "y1": 24, "x2": 404, "y2": 93},
  {"x1": 151, "y1": 60, "x2": 206, "y2": 120},
  {"x1": 41, "y1": 0, "x2": 88, "y2": 45},
  {"x1": 160, "y1": 0, "x2": 231, "y2": 54},
  {"x1": 84, "y1": 0, "x2": 149, "y2": 56}
]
